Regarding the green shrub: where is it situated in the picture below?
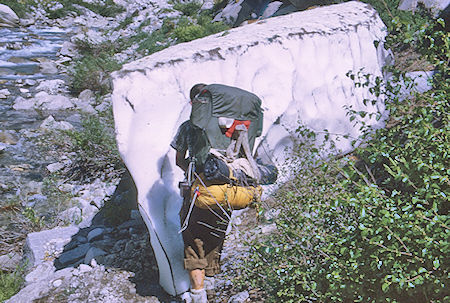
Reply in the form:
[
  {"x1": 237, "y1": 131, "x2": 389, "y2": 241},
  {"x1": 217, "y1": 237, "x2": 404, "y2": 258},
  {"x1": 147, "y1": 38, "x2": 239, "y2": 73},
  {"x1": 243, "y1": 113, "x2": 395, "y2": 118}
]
[
  {"x1": 132, "y1": 3, "x2": 229, "y2": 54},
  {"x1": 70, "y1": 39, "x2": 122, "y2": 95},
  {"x1": 241, "y1": 14, "x2": 449, "y2": 303},
  {"x1": 63, "y1": 112, "x2": 124, "y2": 182},
  {"x1": 0, "y1": 266, "x2": 25, "y2": 301},
  {"x1": 172, "y1": 0, "x2": 203, "y2": 17},
  {"x1": 0, "y1": 0, "x2": 36, "y2": 18},
  {"x1": 45, "y1": 0, "x2": 124, "y2": 19}
]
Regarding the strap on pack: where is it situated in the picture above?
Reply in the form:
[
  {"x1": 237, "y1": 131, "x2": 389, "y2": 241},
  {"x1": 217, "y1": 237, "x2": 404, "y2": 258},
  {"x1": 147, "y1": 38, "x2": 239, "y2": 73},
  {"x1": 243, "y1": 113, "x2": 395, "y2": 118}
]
[{"x1": 225, "y1": 124, "x2": 261, "y2": 182}]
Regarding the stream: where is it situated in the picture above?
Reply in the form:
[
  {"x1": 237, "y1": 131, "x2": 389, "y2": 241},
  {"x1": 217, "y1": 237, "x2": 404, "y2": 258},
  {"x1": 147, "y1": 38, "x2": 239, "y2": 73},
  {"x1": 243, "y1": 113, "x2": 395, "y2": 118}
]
[{"x1": 0, "y1": 25, "x2": 70, "y2": 228}]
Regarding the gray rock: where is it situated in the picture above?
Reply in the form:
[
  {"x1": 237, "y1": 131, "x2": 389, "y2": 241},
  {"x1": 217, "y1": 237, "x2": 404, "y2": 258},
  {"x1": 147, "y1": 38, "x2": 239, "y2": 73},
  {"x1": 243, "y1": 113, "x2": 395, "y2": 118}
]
[
  {"x1": 39, "y1": 61, "x2": 58, "y2": 74},
  {"x1": 0, "y1": 4, "x2": 19, "y2": 27},
  {"x1": 91, "y1": 238, "x2": 115, "y2": 251},
  {"x1": 58, "y1": 207, "x2": 82, "y2": 225},
  {"x1": 87, "y1": 227, "x2": 105, "y2": 242},
  {"x1": 46, "y1": 162, "x2": 65, "y2": 173},
  {"x1": 78, "y1": 89, "x2": 95, "y2": 103},
  {"x1": 72, "y1": 98, "x2": 97, "y2": 113},
  {"x1": 13, "y1": 96, "x2": 36, "y2": 110},
  {"x1": 34, "y1": 92, "x2": 73, "y2": 110},
  {"x1": 58, "y1": 41, "x2": 78, "y2": 57},
  {"x1": 78, "y1": 263, "x2": 92, "y2": 273},
  {"x1": 228, "y1": 291, "x2": 249, "y2": 303},
  {"x1": 40, "y1": 115, "x2": 74, "y2": 131},
  {"x1": 25, "y1": 226, "x2": 79, "y2": 267},
  {"x1": 20, "y1": 18, "x2": 35, "y2": 26},
  {"x1": 118, "y1": 219, "x2": 144, "y2": 230},
  {"x1": 260, "y1": 223, "x2": 277, "y2": 234},
  {"x1": 0, "y1": 130, "x2": 18, "y2": 144},
  {"x1": 84, "y1": 247, "x2": 106, "y2": 264},
  {"x1": 24, "y1": 79, "x2": 37, "y2": 86},
  {"x1": 398, "y1": 0, "x2": 449, "y2": 15},
  {"x1": 25, "y1": 262, "x2": 55, "y2": 284},
  {"x1": 396, "y1": 71, "x2": 434, "y2": 101},
  {"x1": 36, "y1": 79, "x2": 66, "y2": 94},
  {"x1": 0, "y1": 252, "x2": 21, "y2": 272},
  {"x1": 0, "y1": 88, "x2": 10, "y2": 98},
  {"x1": 57, "y1": 243, "x2": 91, "y2": 266}
]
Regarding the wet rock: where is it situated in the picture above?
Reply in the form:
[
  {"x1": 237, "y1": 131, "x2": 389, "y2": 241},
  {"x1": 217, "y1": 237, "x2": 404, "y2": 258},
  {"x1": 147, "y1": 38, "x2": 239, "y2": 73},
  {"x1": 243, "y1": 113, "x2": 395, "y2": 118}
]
[
  {"x1": 39, "y1": 61, "x2": 58, "y2": 74},
  {"x1": 87, "y1": 227, "x2": 105, "y2": 242},
  {"x1": 84, "y1": 247, "x2": 106, "y2": 264},
  {"x1": 0, "y1": 4, "x2": 19, "y2": 27},
  {"x1": 0, "y1": 88, "x2": 10, "y2": 98},
  {"x1": 24, "y1": 79, "x2": 37, "y2": 86},
  {"x1": 57, "y1": 243, "x2": 91, "y2": 267},
  {"x1": 59, "y1": 41, "x2": 78, "y2": 57}
]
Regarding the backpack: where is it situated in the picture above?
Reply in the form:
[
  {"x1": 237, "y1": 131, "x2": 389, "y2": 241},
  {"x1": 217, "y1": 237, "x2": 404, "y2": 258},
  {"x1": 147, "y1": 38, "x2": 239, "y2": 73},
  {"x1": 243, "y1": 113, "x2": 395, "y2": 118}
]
[
  {"x1": 185, "y1": 84, "x2": 268, "y2": 210},
  {"x1": 189, "y1": 84, "x2": 263, "y2": 166}
]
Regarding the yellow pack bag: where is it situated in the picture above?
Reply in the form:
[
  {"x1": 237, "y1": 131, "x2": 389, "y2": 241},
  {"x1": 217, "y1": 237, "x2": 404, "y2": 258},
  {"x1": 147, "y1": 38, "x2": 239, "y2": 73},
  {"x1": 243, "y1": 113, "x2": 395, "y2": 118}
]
[{"x1": 191, "y1": 173, "x2": 262, "y2": 210}]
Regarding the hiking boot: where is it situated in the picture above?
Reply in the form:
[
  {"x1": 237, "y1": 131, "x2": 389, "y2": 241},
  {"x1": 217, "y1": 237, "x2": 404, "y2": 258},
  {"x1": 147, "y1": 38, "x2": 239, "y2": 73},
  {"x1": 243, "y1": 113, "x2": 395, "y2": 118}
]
[{"x1": 190, "y1": 288, "x2": 208, "y2": 303}]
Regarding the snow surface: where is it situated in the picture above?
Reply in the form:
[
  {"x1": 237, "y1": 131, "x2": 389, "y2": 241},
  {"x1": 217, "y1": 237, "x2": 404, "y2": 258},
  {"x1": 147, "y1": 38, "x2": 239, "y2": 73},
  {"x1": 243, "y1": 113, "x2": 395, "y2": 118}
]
[{"x1": 112, "y1": 1, "x2": 390, "y2": 296}]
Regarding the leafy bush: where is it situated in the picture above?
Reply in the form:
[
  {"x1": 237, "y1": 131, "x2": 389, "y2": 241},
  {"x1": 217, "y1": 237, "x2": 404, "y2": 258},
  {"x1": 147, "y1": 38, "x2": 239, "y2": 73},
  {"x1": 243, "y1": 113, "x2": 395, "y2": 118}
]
[
  {"x1": 46, "y1": 0, "x2": 124, "y2": 19},
  {"x1": 0, "y1": 0, "x2": 35, "y2": 18},
  {"x1": 131, "y1": 2, "x2": 229, "y2": 54},
  {"x1": 0, "y1": 266, "x2": 25, "y2": 301},
  {"x1": 240, "y1": 12, "x2": 449, "y2": 303},
  {"x1": 172, "y1": 0, "x2": 203, "y2": 17},
  {"x1": 63, "y1": 112, "x2": 124, "y2": 182},
  {"x1": 70, "y1": 40, "x2": 122, "y2": 95}
]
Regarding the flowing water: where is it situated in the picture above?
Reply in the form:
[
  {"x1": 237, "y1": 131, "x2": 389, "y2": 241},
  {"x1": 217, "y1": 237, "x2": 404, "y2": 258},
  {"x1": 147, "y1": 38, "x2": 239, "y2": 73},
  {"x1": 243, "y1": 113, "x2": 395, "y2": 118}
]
[
  {"x1": 0, "y1": 25, "x2": 69, "y2": 128},
  {"x1": 0, "y1": 25, "x2": 69, "y2": 227}
]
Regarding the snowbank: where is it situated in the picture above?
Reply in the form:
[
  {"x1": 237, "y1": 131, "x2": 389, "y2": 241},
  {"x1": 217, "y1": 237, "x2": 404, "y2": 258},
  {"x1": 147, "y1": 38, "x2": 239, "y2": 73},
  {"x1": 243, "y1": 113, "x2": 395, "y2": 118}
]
[{"x1": 112, "y1": 1, "x2": 389, "y2": 295}]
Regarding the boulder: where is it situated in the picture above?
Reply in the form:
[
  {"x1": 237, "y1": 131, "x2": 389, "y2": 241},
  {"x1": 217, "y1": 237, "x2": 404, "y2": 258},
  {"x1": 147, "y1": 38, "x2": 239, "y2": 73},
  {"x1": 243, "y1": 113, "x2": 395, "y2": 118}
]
[
  {"x1": 398, "y1": 0, "x2": 449, "y2": 15},
  {"x1": 0, "y1": 88, "x2": 10, "y2": 99},
  {"x1": 0, "y1": 252, "x2": 21, "y2": 272},
  {"x1": 40, "y1": 115, "x2": 74, "y2": 131},
  {"x1": 58, "y1": 41, "x2": 78, "y2": 57},
  {"x1": 34, "y1": 91, "x2": 73, "y2": 110},
  {"x1": 24, "y1": 226, "x2": 80, "y2": 268},
  {"x1": 112, "y1": 1, "x2": 390, "y2": 296},
  {"x1": 36, "y1": 79, "x2": 66, "y2": 94},
  {"x1": 13, "y1": 96, "x2": 36, "y2": 110},
  {"x1": 39, "y1": 61, "x2": 58, "y2": 74},
  {"x1": 0, "y1": 4, "x2": 19, "y2": 27}
]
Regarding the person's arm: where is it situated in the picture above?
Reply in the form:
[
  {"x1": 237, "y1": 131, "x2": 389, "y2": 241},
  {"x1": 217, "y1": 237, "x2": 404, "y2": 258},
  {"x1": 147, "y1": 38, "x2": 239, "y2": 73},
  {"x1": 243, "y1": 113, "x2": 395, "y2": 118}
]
[{"x1": 175, "y1": 148, "x2": 189, "y2": 172}]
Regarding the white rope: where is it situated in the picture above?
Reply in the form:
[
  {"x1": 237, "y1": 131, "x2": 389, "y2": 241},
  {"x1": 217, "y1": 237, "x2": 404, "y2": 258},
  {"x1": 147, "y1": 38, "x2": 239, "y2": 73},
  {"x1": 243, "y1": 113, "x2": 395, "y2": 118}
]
[
  {"x1": 179, "y1": 187, "x2": 199, "y2": 233},
  {"x1": 193, "y1": 170, "x2": 232, "y2": 221}
]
